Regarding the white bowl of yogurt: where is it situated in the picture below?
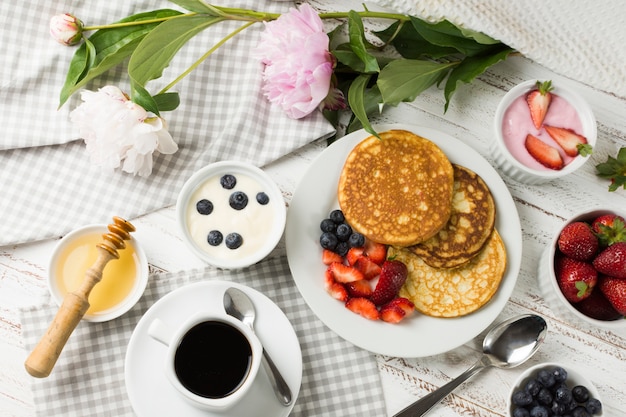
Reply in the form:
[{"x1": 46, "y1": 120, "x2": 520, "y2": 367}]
[
  {"x1": 176, "y1": 161, "x2": 286, "y2": 269},
  {"x1": 491, "y1": 79, "x2": 597, "y2": 184}
]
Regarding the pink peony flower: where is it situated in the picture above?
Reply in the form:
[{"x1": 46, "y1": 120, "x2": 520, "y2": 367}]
[
  {"x1": 70, "y1": 86, "x2": 178, "y2": 177},
  {"x1": 256, "y1": 4, "x2": 334, "y2": 119},
  {"x1": 50, "y1": 13, "x2": 83, "y2": 46}
]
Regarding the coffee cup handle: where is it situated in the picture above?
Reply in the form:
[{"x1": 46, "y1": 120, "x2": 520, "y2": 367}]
[{"x1": 148, "y1": 318, "x2": 173, "y2": 346}]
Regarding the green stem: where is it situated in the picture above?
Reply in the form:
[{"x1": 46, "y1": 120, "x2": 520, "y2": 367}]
[
  {"x1": 83, "y1": 12, "x2": 196, "y2": 31},
  {"x1": 158, "y1": 20, "x2": 257, "y2": 94}
]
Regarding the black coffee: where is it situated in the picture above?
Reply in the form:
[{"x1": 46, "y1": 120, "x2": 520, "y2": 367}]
[{"x1": 174, "y1": 321, "x2": 252, "y2": 398}]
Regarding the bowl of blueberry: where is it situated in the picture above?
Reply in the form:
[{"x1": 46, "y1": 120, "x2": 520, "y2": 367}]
[
  {"x1": 176, "y1": 161, "x2": 286, "y2": 269},
  {"x1": 510, "y1": 362, "x2": 602, "y2": 417}
]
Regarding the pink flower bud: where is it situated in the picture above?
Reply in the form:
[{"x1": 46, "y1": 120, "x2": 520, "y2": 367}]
[{"x1": 50, "y1": 13, "x2": 83, "y2": 46}]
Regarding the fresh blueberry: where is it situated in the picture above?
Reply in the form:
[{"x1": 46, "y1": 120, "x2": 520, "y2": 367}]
[
  {"x1": 320, "y1": 218, "x2": 336, "y2": 233},
  {"x1": 220, "y1": 174, "x2": 237, "y2": 189},
  {"x1": 537, "y1": 369, "x2": 556, "y2": 388},
  {"x1": 207, "y1": 230, "x2": 223, "y2": 246},
  {"x1": 537, "y1": 388, "x2": 553, "y2": 406},
  {"x1": 348, "y1": 232, "x2": 365, "y2": 248},
  {"x1": 320, "y1": 232, "x2": 338, "y2": 251},
  {"x1": 552, "y1": 366, "x2": 568, "y2": 384},
  {"x1": 513, "y1": 407, "x2": 530, "y2": 417},
  {"x1": 225, "y1": 233, "x2": 243, "y2": 249},
  {"x1": 551, "y1": 400, "x2": 567, "y2": 415},
  {"x1": 571, "y1": 386, "x2": 590, "y2": 403},
  {"x1": 529, "y1": 405, "x2": 549, "y2": 417},
  {"x1": 554, "y1": 385, "x2": 573, "y2": 404},
  {"x1": 329, "y1": 209, "x2": 345, "y2": 224},
  {"x1": 526, "y1": 379, "x2": 543, "y2": 397},
  {"x1": 336, "y1": 223, "x2": 352, "y2": 242},
  {"x1": 196, "y1": 199, "x2": 213, "y2": 215},
  {"x1": 512, "y1": 390, "x2": 533, "y2": 406},
  {"x1": 586, "y1": 398, "x2": 602, "y2": 415},
  {"x1": 336, "y1": 241, "x2": 350, "y2": 257},
  {"x1": 229, "y1": 191, "x2": 249, "y2": 210},
  {"x1": 572, "y1": 405, "x2": 591, "y2": 417},
  {"x1": 256, "y1": 192, "x2": 269, "y2": 205}
]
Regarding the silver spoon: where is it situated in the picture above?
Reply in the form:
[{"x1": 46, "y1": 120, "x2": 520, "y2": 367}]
[
  {"x1": 223, "y1": 287, "x2": 293, "y2": 406},
  {"x1": 393, "y1": 314, "x2": 547, "y2": 417}
]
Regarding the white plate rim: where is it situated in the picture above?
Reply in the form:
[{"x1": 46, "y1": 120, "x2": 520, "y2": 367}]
[
  {"x1": 285, "y1": 123, "x2": 522, "y2": 357},
  {"x1": 124, "y1": 280, "x2": 302, "y2": 416}
]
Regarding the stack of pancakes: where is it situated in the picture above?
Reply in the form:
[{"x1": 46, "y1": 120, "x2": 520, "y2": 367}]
[{"x1": 337, "y1": 130, "x2": 506, "y2": 318}]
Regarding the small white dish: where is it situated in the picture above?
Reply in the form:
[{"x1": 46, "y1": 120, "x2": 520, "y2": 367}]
[
  {"x1": 286, "y1": 124, "x2": 523, "y2": 358},
  {"x1": 176, "y1": 161, "x2": 286, "y2": 269},
  {"x1": 538, "y1": 209, "x2": 626, "y2": 330},
  {"x1": 509, "y1": 362, "x2": 603, "y2": 416},
  {"x1": 491, "y1": 79, "x2": 597, "y2": 184},
  {"x1": 124, "y1": 281, "x2": 302, "y2": 417},
  {"x1": 47, "y1": 224, "x2": 149, "y2": 322}
]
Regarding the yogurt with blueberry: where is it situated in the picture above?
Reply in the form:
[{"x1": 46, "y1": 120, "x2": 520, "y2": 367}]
[{"x1": 186, "y1": 172, "x2": 278, "y2": 261}]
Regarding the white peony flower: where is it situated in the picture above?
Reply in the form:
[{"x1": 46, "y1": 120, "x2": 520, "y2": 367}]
[{"x1": 70, "y1": 86, "x2": 178, "y2": 177}]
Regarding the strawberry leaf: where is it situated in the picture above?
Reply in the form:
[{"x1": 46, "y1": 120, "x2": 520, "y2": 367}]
[
  {"x1": 596, "y1": 147, "x2": 626, "y2": 191},
  {"x1": 575, "y1": 281, "x2": 589, "y2": 298}
]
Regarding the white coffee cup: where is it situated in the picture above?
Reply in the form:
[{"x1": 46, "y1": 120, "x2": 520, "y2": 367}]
[{"x1": 148, "y1": 312, "x2": 262, "y2": 411}]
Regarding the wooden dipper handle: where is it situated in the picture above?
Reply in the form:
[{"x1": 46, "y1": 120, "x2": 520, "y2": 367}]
[{"x1": 24, "y1": 217, "x2": 135, "y2": 378}]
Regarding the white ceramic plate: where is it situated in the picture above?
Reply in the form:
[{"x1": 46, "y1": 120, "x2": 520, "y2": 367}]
[
  {"x1": 125, "y1": 281, "x2": 302, "y2": 417},
  {"x1": 285, "y1": 124, "x2": 522, "y2": 358}
]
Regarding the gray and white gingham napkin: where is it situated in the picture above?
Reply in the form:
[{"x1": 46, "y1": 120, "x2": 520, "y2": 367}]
[
  {"x1": 20, "y1": 255, "x2": 387, "y2": 416},
  {"x1": 0, "y1": 0, "x2": 334, "y2": 246}
]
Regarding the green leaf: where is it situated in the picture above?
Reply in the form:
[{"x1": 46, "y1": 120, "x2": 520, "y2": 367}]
[
  {"x1": 348, "y1": 11, "x2": 379, "y2": 73},
  {"x1": 167, "y1": 0, "x2": 223, "y2": 14},
  {"x1": 59, "y1": 9, "x2": 183, "y2": 107},
  {"x1": 443, "y1": 45, "x2": 514, "y2": 111},
  {"x1": 348, "y1": 74, "x2": 379, "y2": 138},
  {"x1": 409, "y1": 16, "x2": 495, "y2": 56},
  {"x1": 347, "y1": 85, "x2": 382, "y2": 134},
  {"x1": 153, "y1": 92, "x2": 180, "y2": 112},
  {"x1": 377, "y1": 59, "x2": 453, "y2": 105},
  {"x1": 128, "y1": 14, "x2": 224, "y2": 109},
  {"x1": 374, "y1": 21, "x2": 459, "y2": 59}
]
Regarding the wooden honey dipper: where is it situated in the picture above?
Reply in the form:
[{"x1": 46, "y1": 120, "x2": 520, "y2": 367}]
[{"x1": 24, "y1": 216, "x2": 136, "y2": 378}]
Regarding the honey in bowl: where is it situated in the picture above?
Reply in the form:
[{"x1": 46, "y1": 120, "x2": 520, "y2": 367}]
[{"x1": 53, "y1": 230, "x2": 140, "y2": 316}]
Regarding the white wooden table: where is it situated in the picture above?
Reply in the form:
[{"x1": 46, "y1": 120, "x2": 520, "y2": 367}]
[{"x1": 2, "y1": 43, "x2": 626, "y2": 417}]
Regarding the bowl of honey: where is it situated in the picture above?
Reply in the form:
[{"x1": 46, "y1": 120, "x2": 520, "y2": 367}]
[{"x1": 47, "y1": 223, "x2": 149, "y2": 322}]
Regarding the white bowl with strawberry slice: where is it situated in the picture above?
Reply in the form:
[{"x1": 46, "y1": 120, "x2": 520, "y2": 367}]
[
  {"x1": 491, "y1": 79, "x2": 597, "y2": 184},
  {"x1": 538, "y1": 209, "x2": 626, "y2": 329}
]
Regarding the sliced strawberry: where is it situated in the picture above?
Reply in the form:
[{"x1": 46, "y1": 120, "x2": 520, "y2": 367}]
[
  {"x1": 345, "y1": 247, "x2": 365, "y2": 266},
  {"x1": 385, "y1": 297, "x2": 415, "y2": 316},
  {"x1": 380, "y1": 304, "x2": 406, "y2": 323},
  {"x1": 526, "y1": 80, "x2": 553, "y2": 129},
  {"x1": 345, "y1": 279, "x2": 373, "y2": 298},
  {"x1": 525, "y1": 134, "x2": 563, "y2": 170},
  {"x1": 322, "y1": 249, "x2": 344, "y2": 265},
  {"x1": 328, "y1": 262, "x2": 364, "y2": 283},
  {"x1": 345, "y1": 297, "x2": 380, "y2": 320},
  {"x1": 324, "y1": 269, "x2": 348, "y2": 301},
  {"x1": 544, "y1": 125, "x2": 588, "y2": 157},
  {"x1": 364, "y1": 240, "x2": 387, "y2": 265},
  {"x1": 370, "y1": 260, "x2": 408, "y2": 305},
  {"x1": 354, "y1": 256, "x2": 382, "y2": 280}
]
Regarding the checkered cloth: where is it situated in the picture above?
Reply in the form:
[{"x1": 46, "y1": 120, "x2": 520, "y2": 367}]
[
  {"x1": 20, "y1": 255, "x2": 387, "y2": 416},
  {"x1": 0, "y1": 0, "x2": 334, "y2": 246}
]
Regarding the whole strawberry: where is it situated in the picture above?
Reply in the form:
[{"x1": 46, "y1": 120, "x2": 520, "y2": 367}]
[
  {"x1": 575, "y1": 283, "x2": 623, "y2": 321},
  {"x1": 592, "y1": 241, "x2": 626, "y2": 279},
  {"x1": 598, "y1": 275, "x2": 626, "y2": 315},
  {"x1": 591, "y1": 214, "x2": 626, "y2": 246},
  {"x1": 370, "y1": 260, "x2": 408, "y2": 306},
  {"x1": 555, "y1": 255, "x2": 597, "y2": 303},
  {"x1": 558, "y1": 221, "x2": 599, "y2": 261}
]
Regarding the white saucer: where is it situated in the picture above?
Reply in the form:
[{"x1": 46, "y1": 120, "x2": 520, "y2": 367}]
[{"x1": 125, "y1": 281, "x2": 302, "y2": 417}]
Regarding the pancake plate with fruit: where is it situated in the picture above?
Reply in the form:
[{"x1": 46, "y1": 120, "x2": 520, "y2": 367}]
[
  {"x1": 337, "y1": 130, "x2": 454, "y2": 247},
  {"x1": 392, "y1": 229, "x2": 506, "y2": 318},
  {"x1": 410, "y1": 164, "x2": 496, "y2": 268}
]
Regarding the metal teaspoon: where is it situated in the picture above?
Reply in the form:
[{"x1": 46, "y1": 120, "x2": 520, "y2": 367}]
[
  {"x1": 393, "y1": 314, "x2": 548, "y2": 417},
  {"x1": 224, "y1": 287, "x2": 293, "y2": 406}
]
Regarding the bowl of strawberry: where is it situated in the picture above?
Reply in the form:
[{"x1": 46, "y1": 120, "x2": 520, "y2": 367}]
[
  {"x1": 491, "y1": 79, "x2": 596, "y2": 185},
  {"x1": 538, "y1": 209, "x2": 626, "y2": 329}
]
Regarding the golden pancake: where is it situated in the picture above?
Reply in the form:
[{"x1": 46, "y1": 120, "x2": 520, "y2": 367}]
[
  {"x1": 392, "y1": 229, "x2": 506, "y2": 318},
  {"x1": 337, "y1": 130, "x2": 454, "y2": 246},
  {"x1": 410, "y1": 164, "x2": 496, "y2": 268}
]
